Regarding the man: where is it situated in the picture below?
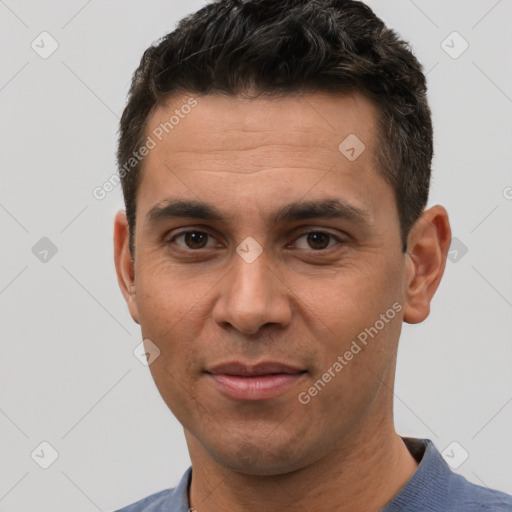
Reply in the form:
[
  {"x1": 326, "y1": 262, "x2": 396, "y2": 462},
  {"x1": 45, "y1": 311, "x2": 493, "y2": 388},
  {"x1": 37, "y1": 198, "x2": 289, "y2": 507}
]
[{"x1": 112, "y1": 0, "x2": 512, "y2": 510}]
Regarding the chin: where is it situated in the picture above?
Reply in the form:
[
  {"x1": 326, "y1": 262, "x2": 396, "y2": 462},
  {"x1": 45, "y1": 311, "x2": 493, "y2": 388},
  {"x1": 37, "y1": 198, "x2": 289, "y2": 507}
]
[{"x1": 207, "y1": 438, "x2": 311, "y2": 476}]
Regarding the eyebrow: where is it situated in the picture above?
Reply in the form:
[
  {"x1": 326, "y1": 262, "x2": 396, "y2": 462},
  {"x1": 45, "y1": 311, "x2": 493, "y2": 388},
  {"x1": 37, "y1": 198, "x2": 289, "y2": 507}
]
[{"x1": 145, "y1": 197, "x2": 371, "y2": 227}]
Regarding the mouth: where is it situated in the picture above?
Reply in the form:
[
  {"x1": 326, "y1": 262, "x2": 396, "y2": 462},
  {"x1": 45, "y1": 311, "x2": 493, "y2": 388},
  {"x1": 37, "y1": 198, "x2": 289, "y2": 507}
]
[{"x1": 204, "y1": 361, "x2": 308, "y2": 401}]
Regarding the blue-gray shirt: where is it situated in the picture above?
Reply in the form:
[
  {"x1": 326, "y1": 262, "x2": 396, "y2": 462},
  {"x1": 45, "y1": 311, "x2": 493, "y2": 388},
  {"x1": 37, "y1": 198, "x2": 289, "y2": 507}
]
[{"x1": 115, "y1": 437, "x2": 512, "y2": 511}]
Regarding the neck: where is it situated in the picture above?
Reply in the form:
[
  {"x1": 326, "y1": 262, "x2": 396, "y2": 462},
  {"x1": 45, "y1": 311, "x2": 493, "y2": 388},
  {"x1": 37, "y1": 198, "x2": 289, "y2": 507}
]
[{"x1": 186, "y1": 421, "x2": 419, "y2": 512}]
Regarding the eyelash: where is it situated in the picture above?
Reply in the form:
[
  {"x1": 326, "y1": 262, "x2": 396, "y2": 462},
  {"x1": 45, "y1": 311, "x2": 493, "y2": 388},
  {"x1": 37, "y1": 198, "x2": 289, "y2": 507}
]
[{"x1": 165, "y1": 229, "x2": 345, "y2": 254}]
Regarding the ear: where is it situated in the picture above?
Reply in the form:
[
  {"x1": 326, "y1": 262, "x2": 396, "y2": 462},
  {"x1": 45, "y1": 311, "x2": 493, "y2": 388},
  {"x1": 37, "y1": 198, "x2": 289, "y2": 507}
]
[
  {"x1": 113, "y1": 210, "x2": 140, "y2": 324},
  {"x1": 403, "y1": 205, "x2": 452, "y2": 324}
]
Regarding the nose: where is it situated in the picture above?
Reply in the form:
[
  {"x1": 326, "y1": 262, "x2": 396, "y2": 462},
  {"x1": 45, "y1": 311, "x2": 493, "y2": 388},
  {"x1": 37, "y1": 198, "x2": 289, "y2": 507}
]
[{"x1": 211, "y1": 247, "x2": 292, "y2": 335}]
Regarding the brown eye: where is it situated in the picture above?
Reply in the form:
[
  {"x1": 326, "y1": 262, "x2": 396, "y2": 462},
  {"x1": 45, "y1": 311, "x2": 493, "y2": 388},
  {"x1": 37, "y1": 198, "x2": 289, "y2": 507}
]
[
  {"x1": 171, "y1": 230, "x2": 214, "y2": 250},
  {"x1": 293, "y1": 231, "x2": 340, "y2": 251},
  {"x1": 306, "y1": 232, "x2": 331, "y2": 250},
  {"x1": 184, "y1": 231, "x2": 208, "y2": 249}
]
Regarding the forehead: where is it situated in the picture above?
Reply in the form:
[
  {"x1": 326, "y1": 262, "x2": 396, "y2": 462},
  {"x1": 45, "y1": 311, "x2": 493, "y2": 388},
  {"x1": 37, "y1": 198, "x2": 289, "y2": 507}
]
[
  {"x1": 143, "y1": 90, "x2": 379, "y2": 172},
  {"x1": 136, "y1": 90, "x2": 388, "y2": 223}
]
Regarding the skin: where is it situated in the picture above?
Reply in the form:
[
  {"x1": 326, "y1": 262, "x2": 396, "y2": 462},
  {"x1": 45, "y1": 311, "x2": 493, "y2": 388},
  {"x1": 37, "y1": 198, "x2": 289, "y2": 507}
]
[{"x1": 114, "y1": 90, "x2": 451, "y2": 511}]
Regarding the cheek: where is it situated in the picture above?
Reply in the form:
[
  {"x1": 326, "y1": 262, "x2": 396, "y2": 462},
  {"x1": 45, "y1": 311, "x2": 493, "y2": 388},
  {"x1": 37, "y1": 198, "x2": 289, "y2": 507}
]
[
  {"x1": 133, "y1": 263, "x2": 210, "y2": 390},
  {"x1": 295, "y1": 258, "x2": 399, "y2": 332},
  {"x1": 291, "y1": 256, "x2": 403, "y2": 382},
  {"x1": 134, "y1": 258, "x2": 208, "y2": 335},
  {"x1": 136, "y1": 267, "x2": 208, "y2": 421},
  {"x1": 147, "y1": 354, "x2": 203, "y2": 433}
]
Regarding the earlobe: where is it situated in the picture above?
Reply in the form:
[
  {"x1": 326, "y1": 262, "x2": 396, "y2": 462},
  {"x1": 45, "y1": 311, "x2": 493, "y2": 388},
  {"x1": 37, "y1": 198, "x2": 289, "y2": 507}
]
[
  {"x1": 113, "y1": 210, "x2": 140, "y2": 325},
  {"x1": 403, "y1": 205, "x2": 452, "y2": 324}
]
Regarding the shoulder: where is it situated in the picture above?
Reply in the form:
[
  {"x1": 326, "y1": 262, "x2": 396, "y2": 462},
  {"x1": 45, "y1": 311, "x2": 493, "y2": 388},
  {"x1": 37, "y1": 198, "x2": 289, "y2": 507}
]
[
  {"x1": 388, "y1": 438, "x2": 512, "y2": 512},
  {"x1": 114, "y1": 488, "x2": 175, "y2": 512},
  {"x1": 446, "y1": 471, "x2": 512, "y2": 511},
  {"x1": 113, "y1": 466, "x2": 192, "y2": 512}
]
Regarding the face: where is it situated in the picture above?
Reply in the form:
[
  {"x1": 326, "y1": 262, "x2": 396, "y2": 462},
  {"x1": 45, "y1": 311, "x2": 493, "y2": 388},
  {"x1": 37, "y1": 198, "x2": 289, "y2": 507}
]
[{"x1": 114, "y1": 91, "x2": 444, "y2": 476}]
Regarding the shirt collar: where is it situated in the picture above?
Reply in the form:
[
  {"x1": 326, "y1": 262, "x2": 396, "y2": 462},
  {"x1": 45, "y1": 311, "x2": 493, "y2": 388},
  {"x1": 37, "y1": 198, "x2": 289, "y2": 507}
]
[
  {"x1": 381, "y1": 437, "x2": 451, "y2": 511},
  {"x1": 167, "y1": 465, "x2": 192, "y2": 511}
]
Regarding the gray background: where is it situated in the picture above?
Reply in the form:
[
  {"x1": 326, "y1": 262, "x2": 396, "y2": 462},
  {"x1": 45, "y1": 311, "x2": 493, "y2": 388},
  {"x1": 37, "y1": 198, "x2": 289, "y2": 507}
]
[{"x1": 0, "y1": 0, "x2": 511, "y2": 510}]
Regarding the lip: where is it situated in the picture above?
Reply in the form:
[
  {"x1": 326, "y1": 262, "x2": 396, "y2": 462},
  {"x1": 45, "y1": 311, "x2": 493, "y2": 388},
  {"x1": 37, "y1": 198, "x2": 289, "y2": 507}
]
[
  {"x1": 206, "y1": 361, "x2": 305, "y2": 376},
  {"x1": 205, "y1": 361, "x2": 307, "y2": 401}
]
